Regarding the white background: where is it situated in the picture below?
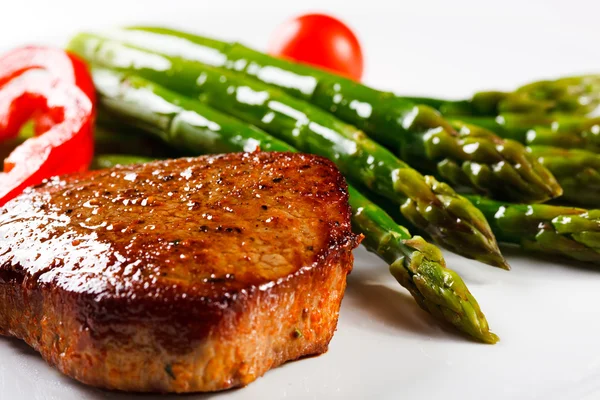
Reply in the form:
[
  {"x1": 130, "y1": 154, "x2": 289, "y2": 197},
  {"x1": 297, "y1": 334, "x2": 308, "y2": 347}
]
[{"x1": 2, "y1": 1, "x2": 600, "y2": 399}]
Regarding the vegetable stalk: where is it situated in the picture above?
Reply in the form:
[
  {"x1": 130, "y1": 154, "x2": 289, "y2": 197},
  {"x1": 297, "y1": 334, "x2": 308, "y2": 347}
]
[
  {"x1": 451, "y1": 114, "x2": 600, "y2": 153},
  {"x1": 467, "y1": 195, "x2": 600, "y2": 264},
  {"x1": 530, "y1": 145, "x2": 600, "y2": 207},
  {"x1": 406, "y1": 74, "x2": 600, "y2": 153},
  {"x1": 449, "y1": 121, "x2": 600, "y2": 207},
  {"x1": 409, "y1": 75, "x2": 600, "y2": 117}
]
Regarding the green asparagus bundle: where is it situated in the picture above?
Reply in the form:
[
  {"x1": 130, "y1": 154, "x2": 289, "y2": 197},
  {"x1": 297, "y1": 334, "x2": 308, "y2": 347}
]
[
  {"x1": 91, "y1": 68, "x2": 498, "y2": 343},
  {"x1": 467, "y1": 195, "x2": 600, "y2": 264},
  {"x1": 67, "y1": 27, "x2": 562, "y2": 204},
  {"x1": 530, "y1": 146, "x2": 600, "y2": 207},
  {"x1": 407, "y1": 75, "x2": 600, "y2": 117},
  {"x1": 69, "y1": 34, "x2": 508, "y2": 269}
]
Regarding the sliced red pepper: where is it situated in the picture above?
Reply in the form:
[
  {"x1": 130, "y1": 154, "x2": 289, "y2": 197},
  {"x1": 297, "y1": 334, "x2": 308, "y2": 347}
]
[
  {"x1": 0, "y1": 47, "x2": 95, "y2": 207},
  {"x1": 0, "y1": 46, "x2": 96, "y2": 104}
]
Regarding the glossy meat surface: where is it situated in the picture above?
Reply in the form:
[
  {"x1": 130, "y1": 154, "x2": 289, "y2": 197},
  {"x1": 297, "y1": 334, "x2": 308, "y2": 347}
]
[{"x1": 0, "y1": 152, "x2": 359, "y2": 392}]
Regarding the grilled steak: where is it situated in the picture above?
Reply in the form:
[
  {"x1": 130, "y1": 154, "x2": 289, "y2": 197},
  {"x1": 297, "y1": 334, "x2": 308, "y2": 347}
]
[{"x1": 0, "y1": 152, "x2": 359, "y2": 393}]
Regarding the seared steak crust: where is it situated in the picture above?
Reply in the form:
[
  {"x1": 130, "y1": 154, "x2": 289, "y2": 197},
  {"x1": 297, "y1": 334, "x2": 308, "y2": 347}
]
[{"x1": 0, "y1": 152, "x2": 359, "y2": 392}]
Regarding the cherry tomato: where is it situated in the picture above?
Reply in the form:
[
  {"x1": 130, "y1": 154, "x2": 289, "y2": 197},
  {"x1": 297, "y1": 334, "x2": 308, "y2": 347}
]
[{"x1": 268, "y1": 13, "x2": 364, "y2": 81}]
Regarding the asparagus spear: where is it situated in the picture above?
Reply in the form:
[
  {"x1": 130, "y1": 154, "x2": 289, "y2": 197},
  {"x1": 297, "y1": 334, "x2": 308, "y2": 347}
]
[
  {"x1": 407, "y1": 74, "x2": 600, "y2": 152},
  {"x1": 467, "y1": 195, "x2": 600, "y2": 264},
  {"x1": 408, "y1": 75, "x2": 600, "y2": 117},
  {"x1": 68, "y1": 27, "x2": 562, "y2": 204},
  {"x1": 92, "y1": 70, "x2": 498, "y2": 343},
  {"x1": 447, "y1": 120, "x2": 600, "y2": 206},
  {"x1": 451, "y1": 114, "x2": 600, "y2": 153},
  {"x1": 530, "y1": 145, "x2": 600, "y2": 207},
  {"x1": 68, "y1": 36, "x2": 508, "y2": 269}
]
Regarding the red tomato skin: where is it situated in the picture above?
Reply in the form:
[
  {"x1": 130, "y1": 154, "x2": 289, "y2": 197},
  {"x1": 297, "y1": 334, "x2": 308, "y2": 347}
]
[{"x1": 268, "y1": 13, "x2": 364, "y2": 81}]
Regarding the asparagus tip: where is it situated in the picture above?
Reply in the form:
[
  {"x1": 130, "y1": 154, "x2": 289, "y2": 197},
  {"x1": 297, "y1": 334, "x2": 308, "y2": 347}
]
[
  {"x1": 474, "y1": 243, "x2": 510, "y2": 270},
  {"x1": 491, "y1": 255, "x2": 511, "y2": 271},
  {"x1": 479, "y1": 331, "x2": 500, "y2": 344}
]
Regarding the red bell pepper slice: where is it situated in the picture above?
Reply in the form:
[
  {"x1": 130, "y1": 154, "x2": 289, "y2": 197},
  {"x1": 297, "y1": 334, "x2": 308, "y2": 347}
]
[
  {"x1": 0, "y1": 46, "x2": 95, "y2": 104},
  {"x1": 0, "y1": 46, "x2": 95, "y2": 207}
]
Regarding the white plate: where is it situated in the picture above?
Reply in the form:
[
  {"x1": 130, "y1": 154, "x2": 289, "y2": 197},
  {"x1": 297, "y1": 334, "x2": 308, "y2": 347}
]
[{"x1": 2, "y1": 1, "x2": 600, "y2": 399}]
